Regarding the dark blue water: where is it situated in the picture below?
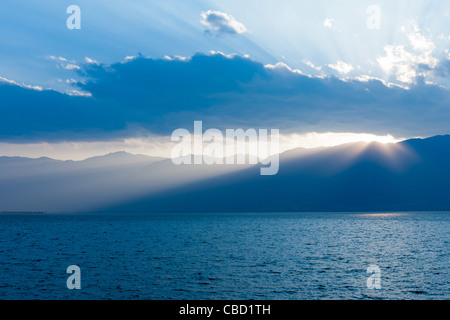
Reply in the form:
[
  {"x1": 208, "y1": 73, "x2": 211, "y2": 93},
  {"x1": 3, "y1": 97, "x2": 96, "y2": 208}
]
[{"x1": 0, "y1": 212, "x2": 448, "y2": 300}]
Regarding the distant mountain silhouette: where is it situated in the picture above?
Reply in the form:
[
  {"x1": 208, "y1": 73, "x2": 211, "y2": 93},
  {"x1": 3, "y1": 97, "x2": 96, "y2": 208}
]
[
  {"x1": 1, "y1": 136, "x2": 450, "y2": 213},
  {"x1": 0, "y1": 152, "x2": 250, "y2": 212},
  {"x1": 109, "y1": 135, "x2": 450, "y2": 213}
]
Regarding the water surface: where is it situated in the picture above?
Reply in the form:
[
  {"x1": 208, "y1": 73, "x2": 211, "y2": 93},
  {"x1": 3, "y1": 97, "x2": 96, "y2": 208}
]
[{"x1": 0, "y1": 212, "x2": 448, "y2": 299}]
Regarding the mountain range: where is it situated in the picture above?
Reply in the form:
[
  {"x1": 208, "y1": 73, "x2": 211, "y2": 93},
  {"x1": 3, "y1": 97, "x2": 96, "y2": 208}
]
[
  {"x1": 1, "y1": 135, "x2": 450, "y2": 213},
  {"x1": 110, "y1": 135, "x2": 450, "y2": 213}
]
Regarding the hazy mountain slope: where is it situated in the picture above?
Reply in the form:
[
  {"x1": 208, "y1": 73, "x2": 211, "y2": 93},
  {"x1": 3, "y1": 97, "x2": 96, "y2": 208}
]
[
  {"x1": 0, "y1": 152, "x2": 250, "y2": 212},
  {"x1": 109, "y1": 135, "x2": 450, "y2": 213},
  {"x1": 2, "y1": 135, "x2": 450, "y2": 213}
]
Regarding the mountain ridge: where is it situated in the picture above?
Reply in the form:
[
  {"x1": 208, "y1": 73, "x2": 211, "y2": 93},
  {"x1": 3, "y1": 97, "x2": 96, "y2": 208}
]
[
  {"x1": 107, "y1": 135, "x2": 450, "y2": 213},
  {"x1": 1, "y1": 135, "x2": 450, "y2": 213}
]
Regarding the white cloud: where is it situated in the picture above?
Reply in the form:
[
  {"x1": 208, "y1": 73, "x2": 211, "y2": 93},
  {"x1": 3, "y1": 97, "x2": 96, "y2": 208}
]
[
  {"x1": 323, "y1": 18, "x2": 341, "y2": 31},
  {"x1": 208, "y1": 50, "x2": 236, "y2": 59},
  {"x1": 68, "y1": 90, "x2": 92, "y2": 97},
  {"x1": 355, "y1": 75, "x2": 386, "y2": 84},
  {"x1": 64, "y1": 63, "x2": 81, "y2": 70},
  {"x1": 438, "y1": 33, "x2": 450, "y2": 41},
  {"x1": 200, "y1": 10, "x2": 247, "y2": 36},
  {"x1": 48, "y1": 55, "x2": 82, "y2": 71},
  {"x1": 323, "y1": 18, "x2": 334, "y2": 29},
  {"x1": 264, "y1": 62, "x2": 303, "y2": 75},
  {"x1": 85, "y1": 57, "x2": 99, "y2": 65},
  {"x1": 377, "y1": 28, "x2": 438, "y2": 84},
  {"x1": 303, "y1": 59, "x2": 322, "y2": 71},
  {"x1": 0, "y1": 76, "x2": 43, "y2": 91},
  {"x1": 48, "y1": 56, "x2": 67, "y2": 62},
  {"x1": 328, "y1": 61, "x2": 354, "y2": 74},
  {"x1": 408, "y1": 32, "x2": 435, "y2": 52}
]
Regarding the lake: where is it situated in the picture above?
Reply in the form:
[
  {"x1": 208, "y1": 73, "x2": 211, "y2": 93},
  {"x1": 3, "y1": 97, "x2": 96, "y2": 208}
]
[{"x1": 0, "y1": 212, "x2": 448, "y2": 299}]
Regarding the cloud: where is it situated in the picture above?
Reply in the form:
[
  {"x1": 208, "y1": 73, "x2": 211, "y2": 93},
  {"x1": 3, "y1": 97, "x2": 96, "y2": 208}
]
[
  {"x1": 377, "y1": 27, "x2": 439, "y2": 84},
  {"x1": 48, "y1": 56, "x2": 67, "y2": 62},
  {"x1": 1, "y1": 52, "x2": 450, "y2": 142},
  {"x1": 408, "y1": 32, "x2": 435, "y2": 52},
  {"x1": 438, "y1": 33, "x2": 450, "y2": 41},
  {"x1": 200, "y1": 10, "x2": 247, "y2": 36},
  {"x1": 323, "y1": 18, "x2": 334, "y2": 29},
  {"x1": 434, "y1": 59, "x2": 450, "y2": 78},
  {"x1": 85, "y1": 57, "x2": 99, "y2": 65},
  {"x1": 48, "y1": 55, "x2": 82, "y2": 72},
  {"x1": 323, "y1": 18, "x2": 340, "y2": 32},
  {"x1": 0, "y1": 76, "x2": 43, "y2": 91},
  {"x1": 303, "y1": 59, "x2": 322, "y2": 72},
  {"x1": 328, "y1": 61, "x2": 354, "y2": 74},
  {"x1": 264, "y1": 61, "x2": 303, "y2": 75},
  {"x1": 64, "y1": 63, "x2": 81, "y2": 70}
]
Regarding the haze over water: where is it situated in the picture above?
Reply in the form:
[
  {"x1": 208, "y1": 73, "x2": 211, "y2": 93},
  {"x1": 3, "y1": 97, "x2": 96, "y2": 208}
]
[{"x1": 0, "y1": 211, "x2": 448, "y2": 300}]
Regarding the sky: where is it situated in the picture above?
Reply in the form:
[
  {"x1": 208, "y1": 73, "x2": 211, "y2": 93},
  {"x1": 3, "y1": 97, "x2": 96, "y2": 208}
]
[{"x1": 1, "y1": 0, "x2": 450, "y2": 159}]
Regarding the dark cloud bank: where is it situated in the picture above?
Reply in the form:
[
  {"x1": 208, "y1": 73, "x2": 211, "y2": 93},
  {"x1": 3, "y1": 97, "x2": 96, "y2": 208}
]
[{"x1": 1, "y1": 52, "x2": 450, "y2": 142}]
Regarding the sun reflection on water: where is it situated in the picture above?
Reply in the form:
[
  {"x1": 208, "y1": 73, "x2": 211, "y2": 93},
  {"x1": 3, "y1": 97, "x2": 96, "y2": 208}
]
[{"x1": 357, "y1": 212, "x2": 411, "y2": 218}]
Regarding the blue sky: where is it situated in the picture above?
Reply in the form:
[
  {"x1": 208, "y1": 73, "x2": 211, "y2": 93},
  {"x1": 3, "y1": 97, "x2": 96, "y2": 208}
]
[{"x1": 1, "y1": 0, "x2": 450, "y2": 159}]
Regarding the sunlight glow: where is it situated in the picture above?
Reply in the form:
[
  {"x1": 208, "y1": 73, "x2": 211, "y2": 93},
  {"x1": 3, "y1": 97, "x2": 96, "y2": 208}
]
[
  {"x1": 0, "y1": 132, "x2": 404, "y2": 161},
  {"x1": 358, "y1": 213, "x2": 411, "y2": 218},
  {"x1": 279, "y1": 132, "x2": 402, "y2": 152}
]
